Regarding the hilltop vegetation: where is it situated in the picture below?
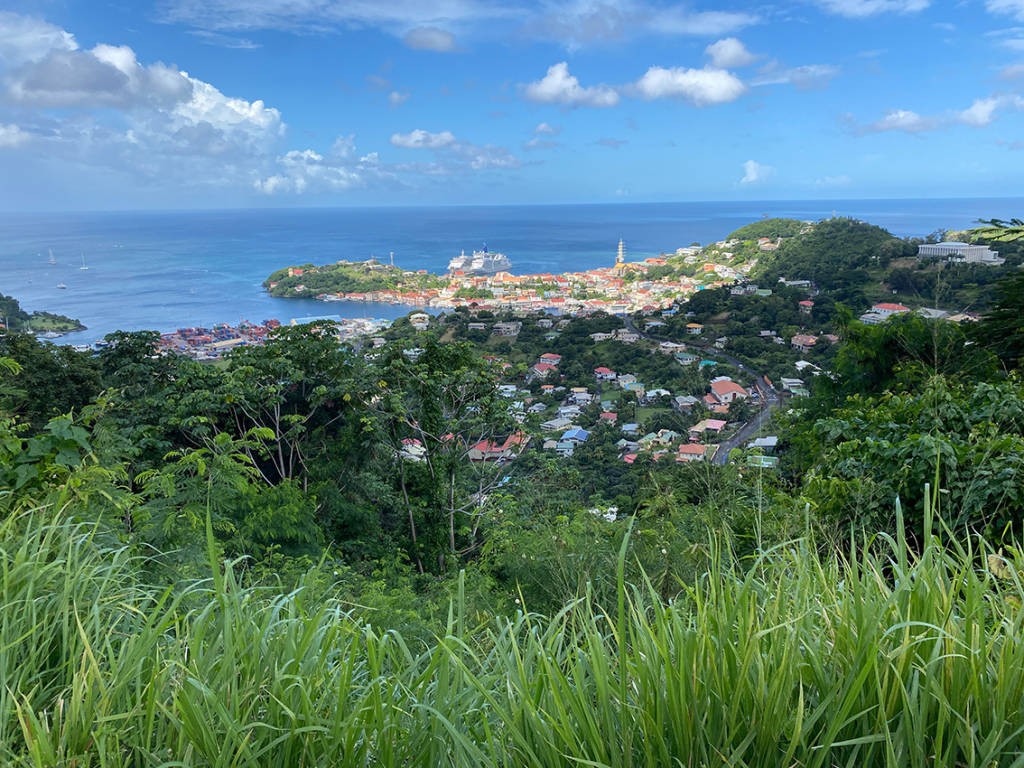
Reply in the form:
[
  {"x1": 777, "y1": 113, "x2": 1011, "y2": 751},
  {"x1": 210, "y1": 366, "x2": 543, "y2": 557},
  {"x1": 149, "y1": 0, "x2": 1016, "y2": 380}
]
[
  {"x1": 0, "y1": 292, "x2": 84, "y2": 334},
  {"x1": 727, "y1": 217, "x2": 806, "y2": 240},
  {"x1": 265, "y1": 260, "x2": 447, "y2": 297},
  {"x1": 754, "y1": 217, "x2": 910, "y2": 295}
]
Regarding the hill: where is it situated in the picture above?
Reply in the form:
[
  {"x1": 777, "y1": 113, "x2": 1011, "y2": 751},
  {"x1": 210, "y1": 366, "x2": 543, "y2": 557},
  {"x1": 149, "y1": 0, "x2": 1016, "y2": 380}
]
[
  {"x1": 753, "y1": 218, "x2": 908, "y2": 289},
  {"x1": 0, "y1": 293, "x2": 84, "y2": 334},
  {"x1": 265, "y1": 260, "x2": 446, "y2": 297},
  {"x1": 727, "y1": 217, "x2": 806, "y2": 241}
]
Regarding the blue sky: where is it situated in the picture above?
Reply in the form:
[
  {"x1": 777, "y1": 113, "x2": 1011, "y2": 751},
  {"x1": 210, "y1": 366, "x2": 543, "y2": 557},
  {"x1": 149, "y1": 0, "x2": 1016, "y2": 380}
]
[{"x1": 1, "y1": 0, "x2": 1023, "y2": 209}]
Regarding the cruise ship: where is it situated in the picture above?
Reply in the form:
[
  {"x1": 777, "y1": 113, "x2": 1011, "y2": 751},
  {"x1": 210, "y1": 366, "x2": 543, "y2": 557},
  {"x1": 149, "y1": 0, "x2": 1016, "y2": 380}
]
[{"x1": 448, "y1": 245, "x2": 512, "y2": 275}]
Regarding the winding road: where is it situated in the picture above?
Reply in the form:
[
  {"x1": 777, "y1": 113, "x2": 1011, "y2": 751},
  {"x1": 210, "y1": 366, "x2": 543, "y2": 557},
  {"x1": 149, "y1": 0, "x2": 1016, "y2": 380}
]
[{"x1": 622, "y1": 315, "x2": 784, "y2": 465}]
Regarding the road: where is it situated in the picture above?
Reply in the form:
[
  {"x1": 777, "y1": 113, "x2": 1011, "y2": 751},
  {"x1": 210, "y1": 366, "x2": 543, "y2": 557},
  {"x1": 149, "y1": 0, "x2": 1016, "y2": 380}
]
[{"x1": 622, "y1": 315, "x2": 783, "y2": 465}]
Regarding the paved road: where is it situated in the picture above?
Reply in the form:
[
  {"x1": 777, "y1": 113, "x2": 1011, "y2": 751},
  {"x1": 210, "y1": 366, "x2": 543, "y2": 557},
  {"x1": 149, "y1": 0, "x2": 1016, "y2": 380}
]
[{"x1": 622, "y1": 315, "x2": 783, "y2": 465}]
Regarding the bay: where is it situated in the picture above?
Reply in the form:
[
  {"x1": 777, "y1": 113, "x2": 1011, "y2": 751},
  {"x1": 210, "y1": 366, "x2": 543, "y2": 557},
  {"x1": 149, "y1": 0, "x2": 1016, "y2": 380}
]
[{"x1": 0, "y1": 198, "x2": 1020, "y2": 345}]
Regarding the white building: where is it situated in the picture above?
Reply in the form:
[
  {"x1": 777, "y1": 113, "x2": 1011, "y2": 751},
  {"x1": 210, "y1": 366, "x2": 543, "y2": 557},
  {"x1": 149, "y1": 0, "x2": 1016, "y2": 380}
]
[{"x1": 917, "y1": 242, "x2": 1004, "y2": 265}]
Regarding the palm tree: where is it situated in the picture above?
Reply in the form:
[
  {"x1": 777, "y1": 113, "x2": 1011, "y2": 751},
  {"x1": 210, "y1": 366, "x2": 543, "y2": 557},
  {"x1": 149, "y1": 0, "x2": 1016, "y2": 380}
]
[{"x1": 969, "y1": 218, "x2": 1024, "y2": 243}]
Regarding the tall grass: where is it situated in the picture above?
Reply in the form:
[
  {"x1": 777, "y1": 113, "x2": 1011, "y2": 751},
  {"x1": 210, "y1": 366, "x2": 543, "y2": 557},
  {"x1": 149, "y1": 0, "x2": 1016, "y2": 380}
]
[{"x1": 3, "y1": 496, "x2": 1024, "y2": 766}]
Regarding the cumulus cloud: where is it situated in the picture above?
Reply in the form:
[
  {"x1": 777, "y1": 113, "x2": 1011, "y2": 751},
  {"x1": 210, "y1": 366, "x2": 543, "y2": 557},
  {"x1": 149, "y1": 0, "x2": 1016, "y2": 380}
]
[
  {"x1": 390, "y1": 129, "x2": 457, "y2": 149},
  {"x1": 0, "y1": 10, "x2": 525, "y2": 204},
  {"x1": 630, "y1": 65, "x2": 747, "y2": 106},
  {"x1": 0, "y1": 12, "x2": 77, "y2": 66},
  {"x1": 523, "y1": 137, "x2": 559, "y2": 150},
  {"x1": 740, "y1": 159, "x2": 772, "y2": 184},
  {"x1": 0, "y1": 122, "x2": 29, "y2": 147},
  {"x1": 752, "y1": 63, "x2": 839, "y2": 90},
  {"x1": 403, "y1": 26, "x2": 457, "y2": 52},
  {"x1": 388, "y1": 127, "x2": 521, "y2": 172},
  {"x1": 5, "y1": 43, "x2": 193, "y2": 108},
  {"x1": 523, "y1": 62, "x2": 620, "y2": 108},
  {"x1": 388, "y1": 90, "x2": 410, "y2": 107},
  {"x1": 811, "y1": 0, "x2": 929, "y2": 17},
  {"x1": 534, "y1": 121, "x2": 561, "y2": 135},
  {"x1": 862, "y1": 109, "x2": 936, "y2": 132},
  {"x1": 855, "y1": 95, "x2": 1023, "y2": 134},
  {"x1": 705, "y1": 38, "x2": 756, "y2": 68},
  {"x1": 255, "y1": 141, "x2": 386, "y2": 194}
]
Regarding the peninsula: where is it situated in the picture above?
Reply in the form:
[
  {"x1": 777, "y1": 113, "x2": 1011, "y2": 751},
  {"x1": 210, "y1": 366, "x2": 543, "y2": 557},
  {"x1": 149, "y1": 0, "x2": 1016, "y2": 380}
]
[
  {"x1": 0, "y1": 293, "x2": 85, "y2": 336},
  {"x1": 263, "y1": 235, "x2": 761, "y2": 314}
]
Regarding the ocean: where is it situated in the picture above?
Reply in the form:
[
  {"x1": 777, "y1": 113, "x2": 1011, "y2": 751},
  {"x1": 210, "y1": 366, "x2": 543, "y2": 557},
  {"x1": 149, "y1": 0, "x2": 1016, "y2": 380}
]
[{"x1": 1, "y1": 198, "x2": 1020, "y2": 345}]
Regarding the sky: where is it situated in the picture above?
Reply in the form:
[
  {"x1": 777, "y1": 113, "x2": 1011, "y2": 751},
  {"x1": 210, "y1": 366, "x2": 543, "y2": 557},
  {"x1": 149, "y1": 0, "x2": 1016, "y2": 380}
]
[{"x1": 1, "y1": 0, "x2": 1024, "y2": 210}]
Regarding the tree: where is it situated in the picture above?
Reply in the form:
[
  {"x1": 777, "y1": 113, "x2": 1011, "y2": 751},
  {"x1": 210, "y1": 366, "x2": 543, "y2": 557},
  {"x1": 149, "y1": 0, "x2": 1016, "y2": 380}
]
[
  {"x1": 0, "y1": 333, "x2": 101, "y2": 431},
  {"x1": 971, "y1": 270, "x2": 1024, "y2": 369},
  {"x1": 374, "y1": 340, "x2": 516, "y2": 573}
]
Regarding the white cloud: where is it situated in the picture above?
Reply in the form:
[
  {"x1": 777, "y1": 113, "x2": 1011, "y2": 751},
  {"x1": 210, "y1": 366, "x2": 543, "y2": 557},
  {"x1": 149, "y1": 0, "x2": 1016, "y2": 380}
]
[
  {"x1": 529, "y1": 1, "x2": 758, "y2": 48},
  {"x1": 705, "y1": 38, "x2": 756, "y2": 68},
  {"x1": 187, "y1": 30, "x2": 261, "y2": 48},
  {"x1": 752, "y1": 63, "x2": 839, "y2": 90},
  {"x1": 388, "y1": 128, "x2": 521, "y2": 172},
  {"x1": 864, "y1": 108, "x2": 935, "y2": 132},
  {"x1": 815, "y1": 174, "x2": 851, "y2": 186},
  {"x1": 534, "y1": 121, "x2": 561, "y2": 135},
  {"x1": 523, "y1": 61, "x2": 619, "y2": 108},
  {"x1": 811, "y1": 0, "x2": 929, "y2": 17},
  {"x1": 390, "y1": 129, "x2": 457, "y2": 148},
  {"x1": 403, "y1": 26, "x2": 457, "y2": 51},
  {"x1": 388, "y1": 90, "x2": 410, "y2": 107},
  {"x1": 956, "y1": 96, "x2": 1004, "y2": 127},
  {"x1": 998, "y1": 62, "x2": 1024, "y2": 79},
  {"x1": 631, "y1": 65, "x2": 746, "y2": 106},
  {"x1": 163, "y1": 0, "x2": 757, "y2": 52},
  {"x1": 0, "y1": 11, "x2": 522, "y2": 203},
  {"x1": 0, "y1": 122, "x2": 29, "y2": 147},
  {"x1": 0, "y1": 12, "x2": 77, "y2": 66},
  {"x1": 255, "y1": 141, "x2": 385, "y2": 194},
  {"x1": 523, "y1": 137, "x2": 559, "y2": 150},
  {"x1": 740, "y1": 159, "x2": 772, "y2": 184},
  {"x1": 162, "y1": 0, "x2": 517, "y2": 34},
  {"x1": 856, "y1": 96, "x2": 1024, "y2": 134},
  {"x1": 5, "y1": 43, "x2": 194, "y2": 109},
  {"x1": 987, "y1": 0, "x2": 1024, "y2": 21}
]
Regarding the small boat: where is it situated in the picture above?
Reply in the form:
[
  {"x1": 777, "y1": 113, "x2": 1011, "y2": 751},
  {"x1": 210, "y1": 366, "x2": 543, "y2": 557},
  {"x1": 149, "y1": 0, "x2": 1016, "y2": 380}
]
[
  {"x1": 80, "y1": 253, "x2": 88, "y2": 270},
  {"x1": 56, "y1": 283, "x2": 67, "y2": 289}
]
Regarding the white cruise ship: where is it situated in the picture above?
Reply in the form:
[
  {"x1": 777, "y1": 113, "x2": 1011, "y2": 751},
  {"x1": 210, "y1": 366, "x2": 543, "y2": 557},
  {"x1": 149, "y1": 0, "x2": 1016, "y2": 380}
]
[{"x1": 448, "y1": 245, "x2": 512, "y2": 275}]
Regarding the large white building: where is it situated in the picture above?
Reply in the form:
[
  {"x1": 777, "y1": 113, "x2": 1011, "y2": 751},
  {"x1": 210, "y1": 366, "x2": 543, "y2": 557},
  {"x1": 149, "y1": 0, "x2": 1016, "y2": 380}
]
[{"x1": 917, "y1": 242, "x2": 1004, "y2": 265}]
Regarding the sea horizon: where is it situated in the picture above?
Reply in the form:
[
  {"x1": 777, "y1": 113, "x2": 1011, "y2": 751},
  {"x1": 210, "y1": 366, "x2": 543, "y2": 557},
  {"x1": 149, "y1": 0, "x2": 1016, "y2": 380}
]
[
  {"x1": 3, "y1": 197, "x2": 1022, "y2": 345},
  {"x1": 7, "y1": 195, "x2": 1024, "y2": 217}
]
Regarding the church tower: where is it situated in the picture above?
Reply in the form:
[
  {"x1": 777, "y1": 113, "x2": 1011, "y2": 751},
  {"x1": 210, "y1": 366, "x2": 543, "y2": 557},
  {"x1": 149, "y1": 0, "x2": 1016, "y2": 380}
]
[{"x1": 616, "y1": 238, "x2": 625, "y2": 266}]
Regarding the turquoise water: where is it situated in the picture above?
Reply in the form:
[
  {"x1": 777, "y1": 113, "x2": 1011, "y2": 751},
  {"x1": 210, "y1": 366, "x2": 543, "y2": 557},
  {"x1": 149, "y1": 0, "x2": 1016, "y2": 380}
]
[{"x1": 0, "y1": 199, "x2": 1019, "y2": 344}]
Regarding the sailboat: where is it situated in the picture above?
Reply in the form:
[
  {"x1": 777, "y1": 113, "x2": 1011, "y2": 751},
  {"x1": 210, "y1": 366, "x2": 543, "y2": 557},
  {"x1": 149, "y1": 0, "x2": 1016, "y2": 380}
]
[
  {"x1": 48, "y1": 249, "x2": 56, "y2": 265},
  {"x1": 57, "y1": 283, "x2": 67, "y2": 289},
  {"x1": 80, "y1": 253, "x2": 88, "y2": 270}
]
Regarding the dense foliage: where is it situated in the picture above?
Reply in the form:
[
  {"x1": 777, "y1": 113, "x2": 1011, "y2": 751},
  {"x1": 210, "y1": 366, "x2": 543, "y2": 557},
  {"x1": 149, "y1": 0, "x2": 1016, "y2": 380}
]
[
  {"x1": 0, "y1": 292, "x2": 83, "y2": 333},
  {"x1": 264, "y1": 260, "x2": 447, "y2": 297},
  {"x1": 755, "y1": 217, "x2": 912, "y2": 300},
  {"x1": 727, "y1": 217, "x2": 805, "y2": 240}
]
